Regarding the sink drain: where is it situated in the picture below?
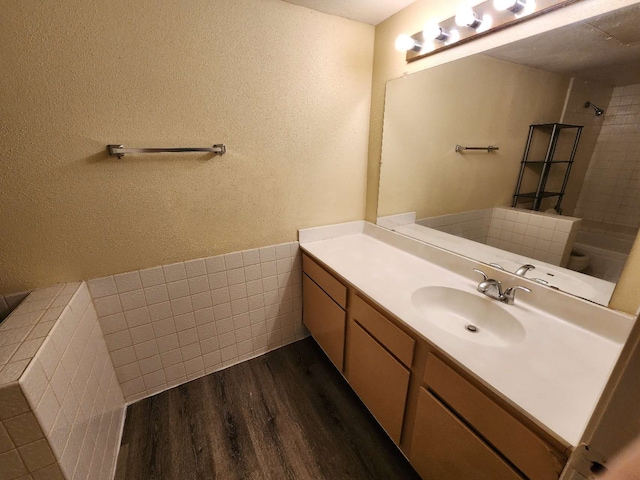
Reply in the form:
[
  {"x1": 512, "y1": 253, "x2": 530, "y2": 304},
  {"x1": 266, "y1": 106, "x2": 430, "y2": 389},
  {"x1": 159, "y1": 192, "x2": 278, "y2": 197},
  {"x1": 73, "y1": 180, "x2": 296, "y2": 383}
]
[{"x1": 465, "y1": 324, "x2": 479, "y2": 333}]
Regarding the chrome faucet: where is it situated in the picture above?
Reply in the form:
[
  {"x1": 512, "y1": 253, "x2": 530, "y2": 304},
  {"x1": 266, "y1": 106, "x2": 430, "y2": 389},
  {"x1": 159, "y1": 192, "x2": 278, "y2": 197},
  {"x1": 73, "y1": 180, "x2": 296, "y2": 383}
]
[
  {"x1": 502, "y1": 286, "x2": 531, "y2": 305},
  {"x1": 474, "y1": 269, "x2": 531, "y2": 305},
  {"x1": 474, "y1": 269, "x2": 504, "y2": 300},
  {"x1": 515, "y1": 264, "x2": 535, "y2": 276},
  {"x1": 487, "y1": 262, "x2": 536, "y2": 278}
]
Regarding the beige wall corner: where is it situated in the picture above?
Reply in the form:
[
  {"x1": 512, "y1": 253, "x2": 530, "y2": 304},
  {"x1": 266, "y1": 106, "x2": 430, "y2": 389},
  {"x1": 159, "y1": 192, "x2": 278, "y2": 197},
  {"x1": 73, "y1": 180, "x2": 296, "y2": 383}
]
[{"x1": 0, "y1": 0, "x2": 374, "y2": 291}]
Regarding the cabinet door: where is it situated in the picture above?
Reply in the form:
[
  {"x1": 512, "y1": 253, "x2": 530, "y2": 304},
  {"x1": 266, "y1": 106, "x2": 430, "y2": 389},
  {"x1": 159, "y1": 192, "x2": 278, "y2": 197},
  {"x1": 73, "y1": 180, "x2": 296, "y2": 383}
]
[
  {"x1": 346, "y1": 321, "x2": 410, "y2": 444},
  {"x1": 303, "y1": 274, "x2": 346, "y2": 371},
  {"x1": 424, "y1": 354, "x2": 566, "y2": 480},
  {"x1": 410, "y1": 387, "x2": 524, "y2": 480}
]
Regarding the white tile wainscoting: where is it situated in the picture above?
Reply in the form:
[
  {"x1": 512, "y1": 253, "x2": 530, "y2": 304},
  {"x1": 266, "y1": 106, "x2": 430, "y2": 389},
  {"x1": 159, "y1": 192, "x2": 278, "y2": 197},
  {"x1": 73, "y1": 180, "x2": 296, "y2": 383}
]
[
  {"x1": 0, "y1": 239, "x2": 306, "y2": 480},
  {"x1": 88, "y1": 241, "x2": 305, "y2": 403}
]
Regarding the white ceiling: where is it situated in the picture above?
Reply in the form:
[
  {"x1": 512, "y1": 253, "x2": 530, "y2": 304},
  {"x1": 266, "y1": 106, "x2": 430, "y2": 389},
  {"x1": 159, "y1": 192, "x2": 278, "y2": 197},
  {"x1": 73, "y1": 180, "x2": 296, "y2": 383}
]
[
  {"x1": 280, "y1": 1, "x2": 640, "y2": 86},
  {"x1": 487, "y1": 4, "x2": 640, "y2": 86},
  {"x1": 280, "y1": 0, "x2": 415, "y2": 25}
]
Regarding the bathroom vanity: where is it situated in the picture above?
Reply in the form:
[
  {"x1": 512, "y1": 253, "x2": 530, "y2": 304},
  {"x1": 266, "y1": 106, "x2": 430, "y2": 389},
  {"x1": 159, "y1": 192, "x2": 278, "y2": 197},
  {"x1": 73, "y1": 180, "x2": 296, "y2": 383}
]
[{"x1": 299, "y1": 221, "x2": 635, "y2": 480}]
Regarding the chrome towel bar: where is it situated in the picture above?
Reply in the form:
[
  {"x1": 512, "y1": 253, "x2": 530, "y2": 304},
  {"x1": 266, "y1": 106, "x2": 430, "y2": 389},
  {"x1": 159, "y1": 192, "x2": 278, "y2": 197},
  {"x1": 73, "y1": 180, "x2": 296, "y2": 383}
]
[
  {"x1": 455, "y1": 145, "x2": 499, "y2": 153},
  {"x1": 107, "y1": 144, "x2": 226, "y2": 158}
]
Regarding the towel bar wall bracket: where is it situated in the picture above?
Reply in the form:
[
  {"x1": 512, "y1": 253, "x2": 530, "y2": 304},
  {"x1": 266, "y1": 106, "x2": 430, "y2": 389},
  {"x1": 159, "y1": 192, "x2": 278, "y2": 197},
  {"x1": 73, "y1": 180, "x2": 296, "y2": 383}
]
[
  {"x1": 455, "y1": 145, "x2": 499, "y2": 153},
  {"x1": 107, "y1": 144, "x2": 226, "y2": 159}
]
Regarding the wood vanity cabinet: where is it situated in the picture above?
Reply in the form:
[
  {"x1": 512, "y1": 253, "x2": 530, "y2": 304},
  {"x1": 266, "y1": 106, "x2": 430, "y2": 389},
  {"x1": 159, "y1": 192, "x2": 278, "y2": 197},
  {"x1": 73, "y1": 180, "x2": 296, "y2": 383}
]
[
  {"x1": 302, "y1": 254, "x2": 347, "y2": 371},
  {"x1": 410, "y1": 387, "x2": 524, "y2": 480},
  {"x1": 301, "y1": 252, "x2": 569, "y2": 480},
  {"x1": 345, "y1": 294, "x2": 415, "y2": 444},
  {"x1": 409, "y1": 354, "x2": 567, "y2": 480}
]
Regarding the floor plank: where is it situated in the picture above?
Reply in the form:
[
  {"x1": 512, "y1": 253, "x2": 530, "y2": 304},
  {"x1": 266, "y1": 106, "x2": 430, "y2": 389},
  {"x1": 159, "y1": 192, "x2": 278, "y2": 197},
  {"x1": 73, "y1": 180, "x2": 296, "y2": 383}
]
[{"x1": 115, "y1": 338, "x2": 420, "y2": 479}]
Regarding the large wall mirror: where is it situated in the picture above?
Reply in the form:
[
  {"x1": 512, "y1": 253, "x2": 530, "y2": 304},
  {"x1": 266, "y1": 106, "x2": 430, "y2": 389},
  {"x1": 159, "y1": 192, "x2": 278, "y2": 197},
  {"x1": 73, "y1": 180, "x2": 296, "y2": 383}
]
[{"x1": 377, "y1": 3, "x2": 640, "y2": 308}]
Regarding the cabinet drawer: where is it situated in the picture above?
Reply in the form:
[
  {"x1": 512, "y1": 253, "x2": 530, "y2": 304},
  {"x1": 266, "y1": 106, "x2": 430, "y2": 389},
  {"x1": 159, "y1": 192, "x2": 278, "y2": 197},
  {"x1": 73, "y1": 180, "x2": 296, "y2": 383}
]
[
  {"x1": 424, "y1": 354, "x2": 566, "y2": 480},
  {"x1": 303, "y1": 275, "x2": 346, "y2": 371},
  {"x1": 410, "y1": 387, "x2": 524, "y2": 480},
  {"x1": 347, "y1": 322, "x2": 410, "y2": 444},
  {"x1": 302, "y1": 254, "x2": 347, "y2": 309},
  {"x1": 351, "y1": 294, "x2": 414, "y2": 368}
]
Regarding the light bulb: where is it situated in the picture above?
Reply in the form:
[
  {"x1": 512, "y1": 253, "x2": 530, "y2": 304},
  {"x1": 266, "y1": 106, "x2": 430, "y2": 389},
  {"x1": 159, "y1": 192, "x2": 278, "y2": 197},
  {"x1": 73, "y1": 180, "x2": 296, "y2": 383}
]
[
  {"x1": 455, "y1": 6, "x2": 482, "y2": 29},
  {"x1": 446, "y1": 29, "x2": 461, "y2": 45},
  {"x1": 395, "y1": 34, "x2": 419, "y2": 52},
  {"x1": 476, "y1": 14, "x2": 493, "y2": 33},
  {"x1": 423, "y1": 22, "x2": 449, "y2": 41},
  {"x1": 421, "y1": 41, "x2": 437, "y2": 54},
  {"x1": 493, "y1": 0, "x2": 527, "y2": 12}
]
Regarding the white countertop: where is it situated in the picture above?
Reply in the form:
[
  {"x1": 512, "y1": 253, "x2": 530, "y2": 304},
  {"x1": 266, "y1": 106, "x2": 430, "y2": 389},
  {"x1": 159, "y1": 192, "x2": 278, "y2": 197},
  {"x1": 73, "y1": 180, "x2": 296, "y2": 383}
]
[{"x1": 300, "y1": 221, "x2": 634, "y2": 447}]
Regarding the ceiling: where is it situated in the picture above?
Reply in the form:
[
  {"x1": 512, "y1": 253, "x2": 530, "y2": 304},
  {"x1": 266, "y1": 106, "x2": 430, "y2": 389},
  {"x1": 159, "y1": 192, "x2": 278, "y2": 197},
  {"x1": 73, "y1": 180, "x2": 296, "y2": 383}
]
[
  {"x1": 280, "y1": 0, "x2": 415, "y2": 25},
  {"x1": 487, "y1": 3, "x2": 640, "y2": 86},
  {"x1": 279, "y1": 1, "x2": 640, "y2": 85}
]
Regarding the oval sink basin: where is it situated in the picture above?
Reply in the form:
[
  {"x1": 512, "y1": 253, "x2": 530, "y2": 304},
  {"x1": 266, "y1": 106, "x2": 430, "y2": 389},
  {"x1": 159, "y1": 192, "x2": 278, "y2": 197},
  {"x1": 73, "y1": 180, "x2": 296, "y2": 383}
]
[{"x1": 410, "y1": 286, "x2": 526, "y2": 347}]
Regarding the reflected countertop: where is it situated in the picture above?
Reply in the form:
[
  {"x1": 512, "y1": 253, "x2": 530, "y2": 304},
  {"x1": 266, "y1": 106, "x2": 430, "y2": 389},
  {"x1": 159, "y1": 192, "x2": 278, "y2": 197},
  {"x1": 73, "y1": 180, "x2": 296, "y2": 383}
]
[{"x1": 393, "y1": 222, "x2": 616, "y2": 307}]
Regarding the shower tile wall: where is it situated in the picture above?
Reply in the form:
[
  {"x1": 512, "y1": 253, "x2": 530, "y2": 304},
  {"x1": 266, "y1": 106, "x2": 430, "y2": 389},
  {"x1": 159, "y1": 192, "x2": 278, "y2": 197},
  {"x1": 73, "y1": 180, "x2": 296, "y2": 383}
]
[
  {"x1": 574, "y1": 83, "x2": 640, "y2": 228},
  {"x1": 556, "y1": 78, "x2": 613, "y2": 217},
  {"x1": 88, "y1": 242, "x2": 305, "y2": 403}
]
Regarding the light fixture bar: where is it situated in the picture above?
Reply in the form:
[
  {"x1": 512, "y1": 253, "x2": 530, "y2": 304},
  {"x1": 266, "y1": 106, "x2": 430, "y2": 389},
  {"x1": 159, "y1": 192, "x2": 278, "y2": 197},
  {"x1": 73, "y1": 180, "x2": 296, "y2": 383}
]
[{"x1": 402, "y1": 0, "x2": 581, "y2": 63}]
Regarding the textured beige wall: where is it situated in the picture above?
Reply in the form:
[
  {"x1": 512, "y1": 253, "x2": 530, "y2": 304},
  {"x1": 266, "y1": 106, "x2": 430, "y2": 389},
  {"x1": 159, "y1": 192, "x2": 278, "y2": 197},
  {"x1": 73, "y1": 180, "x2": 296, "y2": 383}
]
[
  {"x1": 378, "y1": 54, "x2": 569, "y2": 219},
  {"x1": 0, "y1": 0, "x2": 374, "y2": 292}
]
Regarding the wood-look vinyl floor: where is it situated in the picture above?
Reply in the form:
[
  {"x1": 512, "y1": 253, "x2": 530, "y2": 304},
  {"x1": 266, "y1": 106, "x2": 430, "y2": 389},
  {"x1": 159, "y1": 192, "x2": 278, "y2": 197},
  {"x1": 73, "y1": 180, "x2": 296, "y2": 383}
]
[{"x1": 115, "y1": 337, "x2": 420, "y2": 480}]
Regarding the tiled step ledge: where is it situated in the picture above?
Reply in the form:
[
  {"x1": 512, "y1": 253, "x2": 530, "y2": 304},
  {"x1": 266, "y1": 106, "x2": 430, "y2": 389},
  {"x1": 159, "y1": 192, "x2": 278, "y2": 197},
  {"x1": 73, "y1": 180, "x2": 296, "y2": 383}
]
[{"x1": 0, "y1": 283, "x2": 125, "y2": 480}]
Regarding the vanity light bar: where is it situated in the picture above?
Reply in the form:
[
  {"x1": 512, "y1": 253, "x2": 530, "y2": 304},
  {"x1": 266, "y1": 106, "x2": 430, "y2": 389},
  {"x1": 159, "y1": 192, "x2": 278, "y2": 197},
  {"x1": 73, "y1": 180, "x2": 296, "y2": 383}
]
[{"x1": 399, "y1": 0, "x2": 581, "y2": 63}]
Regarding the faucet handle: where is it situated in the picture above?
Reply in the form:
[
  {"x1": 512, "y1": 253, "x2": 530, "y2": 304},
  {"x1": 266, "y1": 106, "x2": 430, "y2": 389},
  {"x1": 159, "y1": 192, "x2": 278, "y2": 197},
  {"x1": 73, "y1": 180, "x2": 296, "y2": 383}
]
[
  {"x1": 473, "y1": 268, "x2": 488, "y2": 281},
  {"x1": 515, "y1": 264, "x2": 536, "y2": 276},
  {"x1": 503, "y1": 285, "x2": 531, "y2": 305},
  {"x1": 489, "y1": 263, "x2": 505, "y2": 271}
]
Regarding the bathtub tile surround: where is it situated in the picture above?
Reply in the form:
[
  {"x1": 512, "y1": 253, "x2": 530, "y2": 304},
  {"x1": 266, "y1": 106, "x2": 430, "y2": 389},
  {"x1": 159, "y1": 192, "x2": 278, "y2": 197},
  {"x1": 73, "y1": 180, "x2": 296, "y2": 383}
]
[
  {"x1": 567, "y1": 83, "x2": 640, "y2": 283},
  {"x1": 0, "y1": 283, "x2": 125, "y2": 480},
  {"x1": 417, "y1": 207, "x2": 581, "y2": 267},
  {"x1": 88, "y1": 241, "x2": 305, "y2": 403},
  {"x1": 573, "y1": 222, "x2": 637, "y2": 282},
  {"x1": 574, "y1": 83, "x2": 640, "y2": 228}
]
